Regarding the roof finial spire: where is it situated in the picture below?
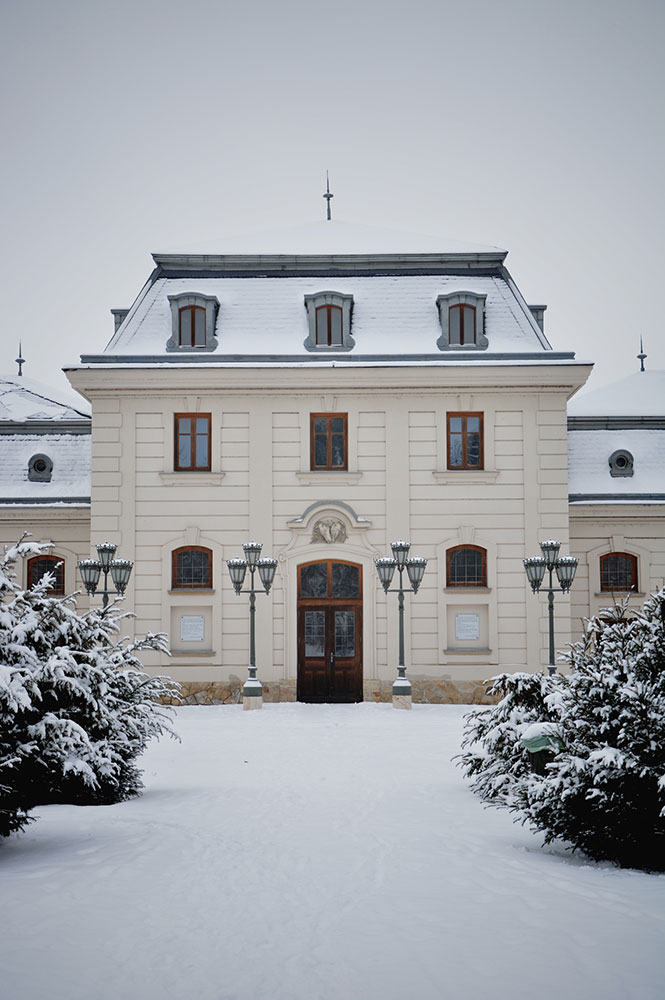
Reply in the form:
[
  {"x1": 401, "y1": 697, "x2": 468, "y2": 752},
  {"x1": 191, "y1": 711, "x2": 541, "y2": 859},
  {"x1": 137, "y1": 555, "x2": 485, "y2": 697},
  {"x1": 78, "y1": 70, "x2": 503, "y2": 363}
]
[
  {"x1": 15, "y1": 342, "x2": 25, "y2": 377},
  {"x1": 323, "y1": 171, "x2": 333, "y2": 221},
  {"x1": 637, "y1": 336, "x2": 647, "y2": 372}
]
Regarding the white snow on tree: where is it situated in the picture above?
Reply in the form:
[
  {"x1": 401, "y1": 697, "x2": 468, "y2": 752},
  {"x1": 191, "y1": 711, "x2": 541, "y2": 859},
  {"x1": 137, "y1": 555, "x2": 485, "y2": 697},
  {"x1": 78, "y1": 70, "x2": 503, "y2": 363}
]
[
  {"x1": 0, "y1": 537, "x2": 179, "y2": 837},
  {"x1": 458, "y1": 588, "x2": 665, "y2": 871}
]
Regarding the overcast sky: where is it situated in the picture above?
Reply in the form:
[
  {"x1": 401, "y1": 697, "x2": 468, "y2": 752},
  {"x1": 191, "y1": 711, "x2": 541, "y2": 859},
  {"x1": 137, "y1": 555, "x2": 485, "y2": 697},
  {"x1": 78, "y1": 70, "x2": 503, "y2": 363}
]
[{"x1": 1, "y1": 0, "x2": 663, "y2": 398}]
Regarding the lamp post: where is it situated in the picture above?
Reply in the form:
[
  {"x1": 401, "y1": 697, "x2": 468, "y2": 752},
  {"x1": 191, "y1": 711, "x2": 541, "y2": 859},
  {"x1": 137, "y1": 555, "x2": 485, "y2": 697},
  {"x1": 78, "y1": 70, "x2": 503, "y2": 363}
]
[
  {"x1": 78, "y1": 542, "x2": 133, "y2": 608},
  {"x1": 375, "y1": 540, "x2": 427, "y2": 709},
  {"x1": 227, "y1": 541, "x2": 277, "y2": 710},
  {"x1": 523, "y1": 539, "x2": 578, "y2": 675}
]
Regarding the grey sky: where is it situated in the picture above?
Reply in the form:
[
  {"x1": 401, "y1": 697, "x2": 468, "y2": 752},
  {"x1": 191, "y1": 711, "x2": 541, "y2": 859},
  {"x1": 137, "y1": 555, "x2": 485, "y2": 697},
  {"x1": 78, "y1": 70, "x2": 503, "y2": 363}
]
[{"x1": 1, "y1": 0, "x2": 663, "y2": 397}]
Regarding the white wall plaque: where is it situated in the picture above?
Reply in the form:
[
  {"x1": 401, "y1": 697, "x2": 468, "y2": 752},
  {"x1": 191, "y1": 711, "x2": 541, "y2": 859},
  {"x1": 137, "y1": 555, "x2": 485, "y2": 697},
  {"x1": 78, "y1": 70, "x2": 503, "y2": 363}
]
[
  {"x1": 455, "y1": 613, "x2": 480, "y2": 641},
  {"x1": 181, "y1": 615, "x2": 205, "y2": 642}
]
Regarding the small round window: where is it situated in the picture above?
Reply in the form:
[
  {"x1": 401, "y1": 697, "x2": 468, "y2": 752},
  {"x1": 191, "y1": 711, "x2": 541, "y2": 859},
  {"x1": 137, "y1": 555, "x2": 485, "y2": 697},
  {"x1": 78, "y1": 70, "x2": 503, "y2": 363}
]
[
  {"x1": 28, "y1": 453, "x2": 53, "y2": 482},
  {"x1": 608, "y1": 449, "x2": 634, "y2": 478}
]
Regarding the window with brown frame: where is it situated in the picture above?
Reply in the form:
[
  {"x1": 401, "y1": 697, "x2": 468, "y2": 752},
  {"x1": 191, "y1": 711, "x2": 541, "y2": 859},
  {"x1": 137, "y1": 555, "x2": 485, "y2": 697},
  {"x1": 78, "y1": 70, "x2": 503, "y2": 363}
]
[
  {"x1": 28, "y1": 555, "x2": 65, "y2": 594},
  {"x1": 172, "y1": 547, "x2": 213, "y2": 589},
  {"x1": 179, "y1": 305, "x2": 207, "y2": 348},
  {"x1": 447, "y1": 412, "x2": 483, "y2": 469},
  {"x1": 174, "y1": 413, "x2": 211, "y2": 471},
  {"x1": 449, "y1": 304, "x2": 476, "y2": 346},
  {"x1": 600, "y1": 552, "x2": 638, "y2": 592},
  {"x1": 447, "y1": 545, "x2": 487, "y2": 587},
  {"x1": 310, "y1": 413, "x2": 348, "y2": 470},
  {"x1": 315, "y1": 305, "x2": 344, "y2": 347}
]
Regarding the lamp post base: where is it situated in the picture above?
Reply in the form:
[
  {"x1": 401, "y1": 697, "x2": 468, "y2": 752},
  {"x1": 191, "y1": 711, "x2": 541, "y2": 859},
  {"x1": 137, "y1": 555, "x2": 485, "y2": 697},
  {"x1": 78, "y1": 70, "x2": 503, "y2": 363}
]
[
  {"x1": 242, "y1": 677, "x2": 263, "y2": 711},
  {"x1": 392, "y1": 673, "x2": 412, "y2": 710}
]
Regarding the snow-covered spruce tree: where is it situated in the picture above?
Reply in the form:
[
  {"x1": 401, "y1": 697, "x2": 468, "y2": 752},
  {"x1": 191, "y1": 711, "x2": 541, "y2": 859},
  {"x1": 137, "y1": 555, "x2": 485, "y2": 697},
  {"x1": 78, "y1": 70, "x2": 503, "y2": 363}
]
[
  {"x1": 1, "y1": 539, "x2": 179, "y2": 837},
  {"x1": 518, "y1": 592, "x2": 665, "y2": 870},
  {"x1": 458, "y1": 589, "x2": 665, "y2": 871},
  {"x1": 457, "y1": 670, "x2": 565, "y2": 807}
]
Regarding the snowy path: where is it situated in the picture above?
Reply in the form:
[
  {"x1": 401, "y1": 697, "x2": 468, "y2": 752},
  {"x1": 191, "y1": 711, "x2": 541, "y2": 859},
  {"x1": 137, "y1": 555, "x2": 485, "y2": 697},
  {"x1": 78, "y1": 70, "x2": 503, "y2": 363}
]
[{"x1": 1, "y1": 704, "x2": 663, "y2": 1000}]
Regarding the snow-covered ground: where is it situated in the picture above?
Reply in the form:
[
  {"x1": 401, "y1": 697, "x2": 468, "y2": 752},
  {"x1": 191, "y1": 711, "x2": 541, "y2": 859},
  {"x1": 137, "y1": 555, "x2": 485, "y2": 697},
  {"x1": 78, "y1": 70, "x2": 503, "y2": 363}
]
[{"x1": 2, "y1": 704, "x2": 663, "y2": 1000}]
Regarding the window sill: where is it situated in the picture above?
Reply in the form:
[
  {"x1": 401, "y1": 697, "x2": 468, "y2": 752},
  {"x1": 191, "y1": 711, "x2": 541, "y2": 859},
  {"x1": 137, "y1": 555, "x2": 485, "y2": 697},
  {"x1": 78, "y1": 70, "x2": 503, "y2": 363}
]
[
  {"x1": 595, "y1": 591, "x2": 644, "y2": 598},
  {"x1": 169, "y1": 649, "x2": 215, "y2": 657},
  {"x1": 168, "y1": 589, "x2": 215, "y2": 595},
  {"x1": 160, "y1": 472, "x2": 225, "y2": 485},
  {"x1": 433, "y1": 470, "x2": 499, "y2": 484},
  {"x1": 444, "y1": 648, "x2": 491, "y2": 655},
  {"x1": 444, "y1": 587, "x2": 491, "y2": 594},
  {"x1": 296, "y1": 471, "x2": 362, "y2": 485}
]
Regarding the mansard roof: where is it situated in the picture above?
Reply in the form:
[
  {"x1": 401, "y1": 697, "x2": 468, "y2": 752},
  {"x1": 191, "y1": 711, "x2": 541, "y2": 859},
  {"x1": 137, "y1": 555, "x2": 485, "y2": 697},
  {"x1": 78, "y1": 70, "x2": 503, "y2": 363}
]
[
  {"x1": 568, "y1": 371, "x2": 665, "y2": 422},
  {"x1": 79, "y1": 221, "x2": 582, "y2": 368},
  {"x1": 568, "y1": 370, "x2": 665, "y2": 504},
  {"x1": 0, "y1": 375, "x2": 90, "y2": 428},
  {"x1": 0, "y1": 375, "x2": 90, "y2": 506}
]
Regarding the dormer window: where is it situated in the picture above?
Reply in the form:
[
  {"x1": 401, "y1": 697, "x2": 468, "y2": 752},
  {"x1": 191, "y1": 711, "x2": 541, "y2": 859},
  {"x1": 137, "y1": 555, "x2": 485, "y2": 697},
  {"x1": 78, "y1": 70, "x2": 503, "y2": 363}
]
[
  {"x1": 167, "y1": 293, "x2": 219, "y2": 352},
  {"x1": 28, "y1": 453, "x2": 53, "y2": 482},
  {"x1": 436, "y1": 292, "x2": 488, "y2": 351},
  {"x1": 609, "y1": 449, "x2": 634, "y2": 478},
  {"x1": 304, "y1": 292, "x2": 354, "y2": 351}
]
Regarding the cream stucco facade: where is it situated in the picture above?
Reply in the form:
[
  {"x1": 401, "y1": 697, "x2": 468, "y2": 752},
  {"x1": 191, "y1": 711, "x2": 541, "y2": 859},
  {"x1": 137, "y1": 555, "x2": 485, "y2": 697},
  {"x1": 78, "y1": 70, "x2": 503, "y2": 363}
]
[{"x1": 65, "y1": 359, "x2": 590, "y2": 704}]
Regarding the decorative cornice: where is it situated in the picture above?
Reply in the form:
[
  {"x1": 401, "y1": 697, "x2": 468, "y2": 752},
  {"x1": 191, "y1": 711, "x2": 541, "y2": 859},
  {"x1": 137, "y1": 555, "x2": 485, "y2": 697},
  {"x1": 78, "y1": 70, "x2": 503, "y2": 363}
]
[
  {"x1": 0, "y1": 497, "x2": 90, "y2": 505},
  {"x1": 568, "y1": 416, "x2": 665, "y2": 430},
  {"x1": 78, "y1": 351, "x2": 577, "y2": 366},
  {"x1": 569, "y1": 493, "x2": 665, "y2": 503},
  {"x1": 151, "y1": 251, "x2": 507, "y2": 277},
  {"x1": 0, "y1": 421, "x2": 90, "y2": 435}
]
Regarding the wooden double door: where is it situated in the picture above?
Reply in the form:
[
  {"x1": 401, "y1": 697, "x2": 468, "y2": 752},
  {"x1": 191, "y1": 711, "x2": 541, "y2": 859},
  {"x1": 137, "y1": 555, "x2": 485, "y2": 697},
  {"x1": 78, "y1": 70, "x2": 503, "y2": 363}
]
[{"x1": 297, "y1": 560, "x2": 363, "y2": 703}]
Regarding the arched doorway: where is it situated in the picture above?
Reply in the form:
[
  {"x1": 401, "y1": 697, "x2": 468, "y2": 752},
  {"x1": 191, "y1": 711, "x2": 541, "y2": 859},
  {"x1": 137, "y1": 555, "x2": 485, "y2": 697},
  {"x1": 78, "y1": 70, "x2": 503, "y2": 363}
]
[{"x1": 297, "y1": 559, "x2": 363, "y2": 703}]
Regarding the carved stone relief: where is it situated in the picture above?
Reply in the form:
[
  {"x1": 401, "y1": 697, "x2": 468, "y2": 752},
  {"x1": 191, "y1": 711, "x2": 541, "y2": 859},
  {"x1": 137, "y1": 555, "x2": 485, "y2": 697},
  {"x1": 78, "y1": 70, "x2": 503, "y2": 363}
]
[{"x1": 311, "y1": 518, "x2": 347, "y2": 544}]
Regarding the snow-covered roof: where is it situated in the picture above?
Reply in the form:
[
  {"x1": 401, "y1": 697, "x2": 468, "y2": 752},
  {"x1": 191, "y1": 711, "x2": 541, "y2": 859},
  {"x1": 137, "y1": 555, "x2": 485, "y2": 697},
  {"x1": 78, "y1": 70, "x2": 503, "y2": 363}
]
[
  {"x1": 157, "y1": 220, "x2": 506, "y2": 257},
  {"x1": 0, "y1": 374, "x2": 90, "y2": 422},
  {"x1": 0, "y1": 433, "x2": 91, "y2": 503},
  {"x1": 568, "y1": 428, "x2": 665, "y2": 501},
  {"x1": 567, "y1": 369, "x2": 665, "y2": 501},
  {"x1": 568, "y1": 371, "x2": 665, "y2": 418},
  {"x1": 100, "y1": 274, "x2": 552, "y2": 360}
]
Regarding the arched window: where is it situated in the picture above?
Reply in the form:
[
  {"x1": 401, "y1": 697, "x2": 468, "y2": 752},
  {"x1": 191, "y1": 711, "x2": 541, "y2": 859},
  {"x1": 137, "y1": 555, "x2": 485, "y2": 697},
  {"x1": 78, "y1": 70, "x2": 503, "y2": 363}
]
[
  {"x1": 315, "y1": 305, "x2": 344, "y2": 346},
  {"x1": 179, "y1": 305, "x2": 206, "y2": 347},
  {"x1": 27, "y1": 555, "x2": 65, "y2": 594},
  {"x1": 447, "y1": 545, "x2": 487, "y2": 587},
  {"x1": 600, "y1": 552, "x2": 637, "y2": 592},
  {"x1": 449, "y1": 304, "x2": 476, "y2": 346},
  {"x1": 172, "y1": 547, "x2": 213, "y2": 589}
]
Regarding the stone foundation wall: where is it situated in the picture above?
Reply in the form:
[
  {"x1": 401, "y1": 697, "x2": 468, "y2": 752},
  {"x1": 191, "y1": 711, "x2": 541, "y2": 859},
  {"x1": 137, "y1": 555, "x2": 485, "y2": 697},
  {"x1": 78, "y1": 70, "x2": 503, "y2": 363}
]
[
  {"x1": 168, "y1": 677, "x2": 495, "y2": 706},
  {"x1": 362, "y1": 677, "x2": 497, "y2": 704}
]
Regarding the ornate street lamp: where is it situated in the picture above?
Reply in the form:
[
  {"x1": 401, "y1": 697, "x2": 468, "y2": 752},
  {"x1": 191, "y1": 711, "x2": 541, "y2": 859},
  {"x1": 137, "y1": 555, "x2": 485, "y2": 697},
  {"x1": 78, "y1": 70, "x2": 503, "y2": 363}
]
[
  {"x1": 375, "y1": 540, "x2": 427, "y2": 709},
  {"x1": 524, "y1": 539, "x2": 579, "y2": 675},
  {"x1": 227, "y1": 540, "x2": 277, "y2": 710},
  {"x1": 78, "y1": 542, "x2": 133, "y2": 608}
]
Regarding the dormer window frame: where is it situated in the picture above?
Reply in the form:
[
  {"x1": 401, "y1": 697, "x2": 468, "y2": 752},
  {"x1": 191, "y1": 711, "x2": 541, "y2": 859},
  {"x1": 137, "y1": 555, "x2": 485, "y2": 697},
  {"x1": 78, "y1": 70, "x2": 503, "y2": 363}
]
[
  {"x1": 167, "y1": 293, "x2": 220, "y2": 352},
  {"x1": 436, "y1": 291, "x2": 488, "y2": 351},
  {"x1": 28, "y1": 453, "x2": 53, "y2": 482},
  {"x1": 608, "y1": 449, "x2": 634, "y2": 478},
  {"x1": 304, "y1": 292, "x2": 354, "y2": 352}
]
